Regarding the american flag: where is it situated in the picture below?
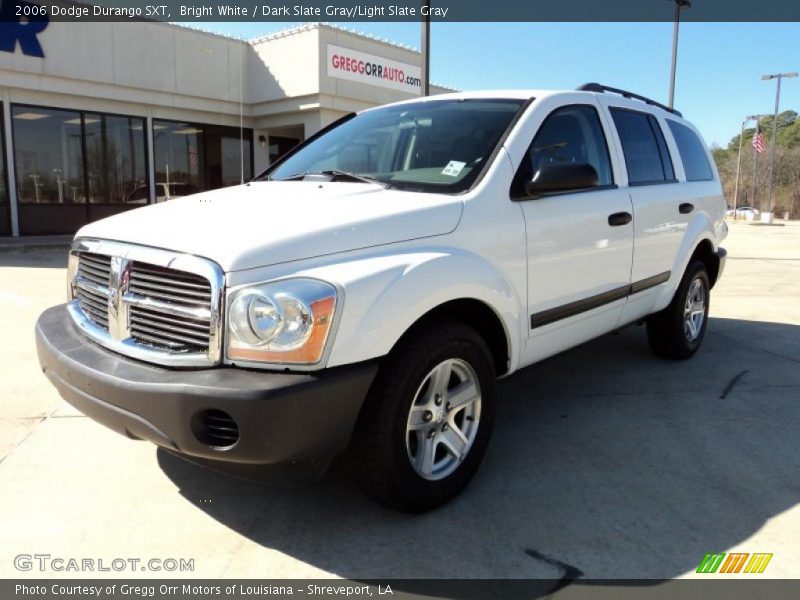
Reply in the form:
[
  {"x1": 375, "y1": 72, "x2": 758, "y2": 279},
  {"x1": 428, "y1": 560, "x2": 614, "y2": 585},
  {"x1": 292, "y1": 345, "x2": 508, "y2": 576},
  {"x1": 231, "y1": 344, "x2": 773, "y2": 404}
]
[
  {"x1": 752, "y1": 131, "x2": 765, "y2": 154},
  {"x1": 188, "y1": 145, "x2": 198, "y2": 169}
]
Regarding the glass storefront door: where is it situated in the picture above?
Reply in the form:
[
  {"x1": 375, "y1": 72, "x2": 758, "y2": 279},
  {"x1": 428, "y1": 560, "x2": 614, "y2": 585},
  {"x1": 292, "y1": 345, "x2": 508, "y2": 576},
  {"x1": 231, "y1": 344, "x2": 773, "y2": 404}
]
[{"x1": 153, "y1": 120, "x2": 252, "y2": 201}]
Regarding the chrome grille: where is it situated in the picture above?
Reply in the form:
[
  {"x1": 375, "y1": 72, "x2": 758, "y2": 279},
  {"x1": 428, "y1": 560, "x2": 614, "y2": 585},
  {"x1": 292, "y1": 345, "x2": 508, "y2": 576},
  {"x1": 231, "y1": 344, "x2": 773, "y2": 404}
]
[
  {"x1": 129, "y1": 265, "x2": 212, "y2": 305},
  {"x1": 128, "y1": 263, "x2": 212, "y2": 352},
  {"x1": 68, "y1": 240, "x2": 224, "y2": 367},
  {"x1": 75, "y1": 253, "x2": 111, "y2": 330},
  {"x1": 77, "y1": 252, "x2": 111, "y2": 287},
  {"x1": 129, "y1": 306, "x2": 211, "y2": 349},
  {"x1": 75, "y1": 287, "x2": 110, "y2": 330}
]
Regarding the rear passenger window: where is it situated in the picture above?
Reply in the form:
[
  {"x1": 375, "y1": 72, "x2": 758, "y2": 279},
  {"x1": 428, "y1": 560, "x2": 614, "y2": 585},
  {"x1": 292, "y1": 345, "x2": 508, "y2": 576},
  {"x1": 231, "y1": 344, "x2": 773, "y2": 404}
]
[
  {"x1": 513, "y1": 104, "x2": 613, "y2": 196},
  {"x1": 610, "y1": 109, "x2": 675, "y2": 185},
  {"x1": 667, "y1": 120, "x2": 713, "y2": 181}
]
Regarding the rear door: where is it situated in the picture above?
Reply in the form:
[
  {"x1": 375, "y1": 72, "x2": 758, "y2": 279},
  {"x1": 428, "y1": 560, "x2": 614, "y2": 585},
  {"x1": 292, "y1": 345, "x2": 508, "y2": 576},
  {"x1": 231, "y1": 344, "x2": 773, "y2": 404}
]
[{"x1": 601, "y1": 104, "x2": 683, "y2": 288}]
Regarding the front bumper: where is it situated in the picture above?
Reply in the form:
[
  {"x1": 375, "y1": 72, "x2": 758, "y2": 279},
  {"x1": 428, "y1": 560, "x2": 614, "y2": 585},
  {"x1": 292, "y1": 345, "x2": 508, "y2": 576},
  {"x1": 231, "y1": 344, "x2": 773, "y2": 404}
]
[{"x1": 35, "y1": 305, "x2": 378, "y2": 482}]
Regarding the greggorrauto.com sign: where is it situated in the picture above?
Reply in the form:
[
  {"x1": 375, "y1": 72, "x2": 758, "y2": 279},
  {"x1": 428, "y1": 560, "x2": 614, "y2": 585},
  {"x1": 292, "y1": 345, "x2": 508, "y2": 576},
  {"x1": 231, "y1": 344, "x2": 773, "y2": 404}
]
[{"x1": 327, "y1": 44, "x2": 421, "y2": 93}]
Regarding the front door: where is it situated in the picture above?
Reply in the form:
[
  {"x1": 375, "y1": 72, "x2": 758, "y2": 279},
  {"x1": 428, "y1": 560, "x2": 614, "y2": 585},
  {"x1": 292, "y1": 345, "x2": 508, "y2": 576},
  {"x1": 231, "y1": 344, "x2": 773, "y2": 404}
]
[{"x1": 515, "y1": 104, "x2": 634, "y2": 360}]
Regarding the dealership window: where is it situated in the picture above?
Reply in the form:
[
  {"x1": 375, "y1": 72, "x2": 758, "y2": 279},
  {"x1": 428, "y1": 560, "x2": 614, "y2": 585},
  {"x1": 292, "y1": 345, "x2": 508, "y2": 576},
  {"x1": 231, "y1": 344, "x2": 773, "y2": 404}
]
[
  {"x1": 13, "y1": 106, "x2": 84, "y2": 205},
  {"x1": 11, "y1": 104, "x2": 147, "y2": 235},
  {"x1": 0, "y1": 105, "x2": 9, "y2": 235},
  {"x1": 84, "y1": 113, "x2": 148, "y2": 205},
  {"x1": 153, "y1": 120, "x2": 252, "y2": 198}
]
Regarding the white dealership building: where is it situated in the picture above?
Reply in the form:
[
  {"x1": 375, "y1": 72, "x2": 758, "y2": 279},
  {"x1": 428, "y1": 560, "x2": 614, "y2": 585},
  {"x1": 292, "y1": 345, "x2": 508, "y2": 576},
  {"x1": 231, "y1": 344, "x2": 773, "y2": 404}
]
[{"x1": 0, "y1": 20, "x2": 451, "y2": 235}]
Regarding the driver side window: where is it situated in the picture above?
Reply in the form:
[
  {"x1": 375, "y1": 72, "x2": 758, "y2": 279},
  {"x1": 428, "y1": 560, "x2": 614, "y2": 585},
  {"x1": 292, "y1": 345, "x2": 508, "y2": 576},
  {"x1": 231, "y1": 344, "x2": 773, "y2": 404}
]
[{"x1": 513, "y1": 104, "x2": 614, "y2": 196}]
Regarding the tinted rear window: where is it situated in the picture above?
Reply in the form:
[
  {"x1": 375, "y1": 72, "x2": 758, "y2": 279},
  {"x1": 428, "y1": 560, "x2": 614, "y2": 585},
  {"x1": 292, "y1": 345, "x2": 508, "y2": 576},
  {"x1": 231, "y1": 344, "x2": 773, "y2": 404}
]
[
  {"x1": 667, "y1": 120, "x2": 714, "y2": 181},
  {"x1": 611, "y1": 109, "x2": 675, "y2": 185}
]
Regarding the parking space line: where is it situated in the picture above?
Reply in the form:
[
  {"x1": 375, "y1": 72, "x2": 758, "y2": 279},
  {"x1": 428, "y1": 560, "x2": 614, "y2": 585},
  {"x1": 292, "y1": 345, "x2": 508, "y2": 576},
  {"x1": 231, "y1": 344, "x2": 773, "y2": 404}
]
[
  {"x1": 0, "y1": 406, "x2": 59, "y2": 467},
  {"x1": 0, "y1": 290, "x2": 32, "y2": 305}
]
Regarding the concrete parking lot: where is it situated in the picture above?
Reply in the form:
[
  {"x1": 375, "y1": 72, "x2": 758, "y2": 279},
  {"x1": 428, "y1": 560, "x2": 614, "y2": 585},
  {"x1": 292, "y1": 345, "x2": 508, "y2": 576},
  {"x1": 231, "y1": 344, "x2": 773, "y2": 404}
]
[{"x1": 1, "y1": 222, "x2": 799, "y2": 582}]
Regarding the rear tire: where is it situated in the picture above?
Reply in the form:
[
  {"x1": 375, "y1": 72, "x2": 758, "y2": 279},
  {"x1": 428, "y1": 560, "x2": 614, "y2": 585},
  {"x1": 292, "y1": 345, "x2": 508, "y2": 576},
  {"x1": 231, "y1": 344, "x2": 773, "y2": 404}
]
[
  {"x1": 349, "y1": 320, "x2": 496, "y2": 512},
  {"x1": 646, "y1": 260, "x2": 710, "y2": 360}
]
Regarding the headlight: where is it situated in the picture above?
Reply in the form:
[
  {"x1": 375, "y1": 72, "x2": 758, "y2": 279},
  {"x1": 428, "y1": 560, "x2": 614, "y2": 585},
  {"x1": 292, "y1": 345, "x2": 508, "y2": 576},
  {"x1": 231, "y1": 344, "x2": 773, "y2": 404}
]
[{"x1": 227, "y1": 278, "x2": 338, "y2": 365}]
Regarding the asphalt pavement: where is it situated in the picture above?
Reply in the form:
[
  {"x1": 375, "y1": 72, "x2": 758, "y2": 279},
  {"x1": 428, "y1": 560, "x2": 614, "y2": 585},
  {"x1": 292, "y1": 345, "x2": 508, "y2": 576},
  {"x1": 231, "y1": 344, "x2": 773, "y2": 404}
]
[{"x1": 1, "y1": 221, "x2": 798, "y2": 582}]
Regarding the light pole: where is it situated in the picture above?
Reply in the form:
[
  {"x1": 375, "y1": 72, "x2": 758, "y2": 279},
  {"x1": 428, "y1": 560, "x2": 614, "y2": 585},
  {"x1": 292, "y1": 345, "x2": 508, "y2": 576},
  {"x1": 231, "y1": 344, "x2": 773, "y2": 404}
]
[
  {"x1": 761, "y1": 71, "x2": 798, "y2": 213},
  {"x1": 668, "y1": 0, "x2": 691, "y2": 109},
  {"x1": 733, "y1": 119, "x2": 746, "y2": 214},
  {"x1": 420, "y1": 0, "x2": 430, "y2": 96},
  {"x1": 733, "y1": 114, "x2": 764, "y2": 218}
]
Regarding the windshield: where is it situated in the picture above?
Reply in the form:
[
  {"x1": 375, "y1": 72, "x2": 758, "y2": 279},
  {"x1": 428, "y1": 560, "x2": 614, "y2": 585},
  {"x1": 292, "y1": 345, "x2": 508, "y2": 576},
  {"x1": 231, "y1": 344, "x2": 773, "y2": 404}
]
[{"x1": 263, "y1": 98, "x2": 527, "y2": 193}]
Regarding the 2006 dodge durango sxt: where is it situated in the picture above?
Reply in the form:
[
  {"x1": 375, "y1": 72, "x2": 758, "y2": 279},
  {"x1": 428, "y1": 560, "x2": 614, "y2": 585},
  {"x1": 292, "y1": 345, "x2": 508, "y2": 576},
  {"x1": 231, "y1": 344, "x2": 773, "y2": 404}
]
[{"x1": 36, "y1": 84, "x2": 727, "y2": 512}]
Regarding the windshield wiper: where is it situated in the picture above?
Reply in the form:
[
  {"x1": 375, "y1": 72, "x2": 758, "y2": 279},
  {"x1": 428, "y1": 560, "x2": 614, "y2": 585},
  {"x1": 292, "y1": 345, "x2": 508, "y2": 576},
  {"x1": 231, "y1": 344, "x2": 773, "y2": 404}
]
[
  {"x1": 319, "y1": 170, "x2": 389, "y2": 187},
  {"x1": 277, "y1": 170, "x2": 390, "y2": 188}
]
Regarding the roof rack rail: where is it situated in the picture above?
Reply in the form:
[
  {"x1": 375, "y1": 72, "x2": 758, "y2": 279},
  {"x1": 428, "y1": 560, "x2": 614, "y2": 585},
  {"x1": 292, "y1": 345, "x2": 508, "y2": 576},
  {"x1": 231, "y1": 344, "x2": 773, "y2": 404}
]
[{"x1": 577, "y1": 83, "x2": 682, "y2": 118}]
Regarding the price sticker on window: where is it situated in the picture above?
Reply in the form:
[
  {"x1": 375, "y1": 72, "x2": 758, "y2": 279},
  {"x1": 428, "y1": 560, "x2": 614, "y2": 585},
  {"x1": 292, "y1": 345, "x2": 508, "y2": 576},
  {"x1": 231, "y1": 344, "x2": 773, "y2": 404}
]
[{"x1": 441, "y1": 161, "x2": 466, "y2": 177}]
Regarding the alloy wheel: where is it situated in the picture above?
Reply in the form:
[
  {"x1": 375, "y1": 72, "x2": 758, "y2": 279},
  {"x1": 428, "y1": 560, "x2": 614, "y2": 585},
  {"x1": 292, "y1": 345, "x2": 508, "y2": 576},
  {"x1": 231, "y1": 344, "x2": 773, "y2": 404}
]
[
  {"x1": 683, "y1": 277, "x2": 707, "y2": 342},
  {"x1": 405, "y1": 358, "x2": 482, "y2": 481}
]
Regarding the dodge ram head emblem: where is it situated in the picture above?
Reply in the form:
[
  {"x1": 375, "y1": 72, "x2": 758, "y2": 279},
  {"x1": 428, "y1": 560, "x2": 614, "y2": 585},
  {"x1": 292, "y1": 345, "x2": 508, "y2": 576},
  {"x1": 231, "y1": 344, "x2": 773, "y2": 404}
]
[{"x1": 107, "y1": 256, "x2": 131, "y2": 341}]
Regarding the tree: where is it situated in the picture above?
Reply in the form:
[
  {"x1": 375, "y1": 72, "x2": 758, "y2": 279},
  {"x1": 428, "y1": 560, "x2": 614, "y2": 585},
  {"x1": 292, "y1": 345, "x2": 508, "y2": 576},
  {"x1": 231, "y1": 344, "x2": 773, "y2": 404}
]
[{"x1": 712, "y1": 109, "x2": 799, "y2": 217}]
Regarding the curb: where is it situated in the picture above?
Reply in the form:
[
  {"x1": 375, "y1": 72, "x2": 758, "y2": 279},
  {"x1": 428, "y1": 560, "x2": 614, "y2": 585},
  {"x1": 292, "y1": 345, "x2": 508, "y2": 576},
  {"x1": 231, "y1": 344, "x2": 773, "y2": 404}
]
[{"x1": 0, "y1": 236, "x2": 72, "y2": 254}]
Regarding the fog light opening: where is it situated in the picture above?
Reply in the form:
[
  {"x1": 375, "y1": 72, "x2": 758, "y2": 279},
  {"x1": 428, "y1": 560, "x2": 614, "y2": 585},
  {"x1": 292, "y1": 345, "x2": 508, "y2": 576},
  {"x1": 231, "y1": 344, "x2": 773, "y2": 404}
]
[{"x1": 193, "y1": 409, "x2": 240, "y2": 449}]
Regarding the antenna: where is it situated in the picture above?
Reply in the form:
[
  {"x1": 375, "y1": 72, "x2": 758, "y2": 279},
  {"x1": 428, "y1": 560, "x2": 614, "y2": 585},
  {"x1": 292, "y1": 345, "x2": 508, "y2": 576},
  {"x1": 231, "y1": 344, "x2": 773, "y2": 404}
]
[{"x1": 239, "y1": 40, "x2": 245, "y2": 185}]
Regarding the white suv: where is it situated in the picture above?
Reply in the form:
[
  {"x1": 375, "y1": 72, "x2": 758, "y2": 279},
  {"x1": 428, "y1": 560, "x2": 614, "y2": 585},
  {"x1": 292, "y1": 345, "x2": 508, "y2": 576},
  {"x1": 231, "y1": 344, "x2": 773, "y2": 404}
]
[{"x1": 36, "y1": 84, "x2": 727, "y2": 511}]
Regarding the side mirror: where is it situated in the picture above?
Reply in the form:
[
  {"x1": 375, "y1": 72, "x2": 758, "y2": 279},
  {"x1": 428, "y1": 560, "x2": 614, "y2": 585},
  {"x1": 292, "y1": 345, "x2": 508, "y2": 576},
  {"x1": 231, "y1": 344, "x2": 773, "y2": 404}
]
[{"x1": 525, "y1": 163, "x2": 599, "y2": 198}]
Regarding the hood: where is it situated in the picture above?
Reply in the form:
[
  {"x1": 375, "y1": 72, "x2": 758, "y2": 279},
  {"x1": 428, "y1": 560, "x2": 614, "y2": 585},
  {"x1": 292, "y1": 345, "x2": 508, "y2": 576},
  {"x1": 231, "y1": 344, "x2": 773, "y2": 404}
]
[{"x1": 76, "y1": 181, "x2": 463, "y2": 271}]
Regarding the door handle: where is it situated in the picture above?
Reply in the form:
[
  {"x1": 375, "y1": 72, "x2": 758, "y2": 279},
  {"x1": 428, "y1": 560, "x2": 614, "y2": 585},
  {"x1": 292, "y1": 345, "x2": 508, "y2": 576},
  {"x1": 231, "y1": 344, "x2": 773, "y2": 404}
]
[
  {"x1": 608, "y1": 211, "x2": 632, "y2": 226},
  {"x1": 679, "y1": 203, "x2": 695, "y2": 214}
]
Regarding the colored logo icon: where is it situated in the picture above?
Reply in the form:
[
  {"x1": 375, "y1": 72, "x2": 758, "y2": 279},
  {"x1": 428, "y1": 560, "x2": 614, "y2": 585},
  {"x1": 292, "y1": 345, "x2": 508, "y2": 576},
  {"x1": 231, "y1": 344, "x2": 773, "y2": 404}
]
[{"x1": 697, "y1": 553, "x2": 773, "y2": 574}]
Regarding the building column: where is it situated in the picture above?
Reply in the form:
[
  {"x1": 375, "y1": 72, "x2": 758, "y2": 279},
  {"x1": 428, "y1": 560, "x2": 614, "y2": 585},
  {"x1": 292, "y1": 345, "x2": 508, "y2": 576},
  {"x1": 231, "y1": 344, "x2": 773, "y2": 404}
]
[
  {"x1": 254, "y1": 129, "x2": 269, "y2": 169},
  {"x1": 2, "y1": 94, "x2": 19, "y2": 236},
  {"x1": 146, "y1": 112, "x2": 156, "y2": 204}
]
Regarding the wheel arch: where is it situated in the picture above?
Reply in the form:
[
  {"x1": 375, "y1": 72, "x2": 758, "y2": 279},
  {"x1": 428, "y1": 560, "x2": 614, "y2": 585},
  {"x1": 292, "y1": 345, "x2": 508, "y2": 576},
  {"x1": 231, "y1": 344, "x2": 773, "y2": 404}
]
[
  {"x1": 389, "y1": 298, "x2": 512, "y2": 377},
  {"x1": 669, "y1": 212, "x2": 720, "y2": 289},
  {"x1": 689, "y1": 238, "x2": 722, "y2": 288},
  {"x1": 321, "y1": 249, "x2": 523, "y2": 374}
]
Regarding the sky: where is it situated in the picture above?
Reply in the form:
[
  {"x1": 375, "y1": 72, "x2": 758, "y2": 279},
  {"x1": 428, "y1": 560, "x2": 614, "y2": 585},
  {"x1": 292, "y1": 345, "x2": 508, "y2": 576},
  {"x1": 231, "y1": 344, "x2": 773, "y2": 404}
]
[{"x1": 177, "y1": 21, "x2": 800, "y2": 148}]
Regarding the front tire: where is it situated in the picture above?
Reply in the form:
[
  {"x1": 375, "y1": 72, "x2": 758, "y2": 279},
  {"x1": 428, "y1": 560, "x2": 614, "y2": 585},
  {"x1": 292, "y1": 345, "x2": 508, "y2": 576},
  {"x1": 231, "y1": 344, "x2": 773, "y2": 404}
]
[
  {"x1": 646, "y1": 260, "x2": 710, "y2": 360},
  {"x1": 349, "y1": 320, "x2": 496, "y2": 512}
]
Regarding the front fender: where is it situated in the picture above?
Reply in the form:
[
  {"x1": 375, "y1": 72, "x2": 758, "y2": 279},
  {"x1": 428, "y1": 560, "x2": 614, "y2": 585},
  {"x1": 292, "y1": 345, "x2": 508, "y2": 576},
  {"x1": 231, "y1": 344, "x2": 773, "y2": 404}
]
[{"x1": 302, "y1": 249, "x2": 524, "y2": 371}]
